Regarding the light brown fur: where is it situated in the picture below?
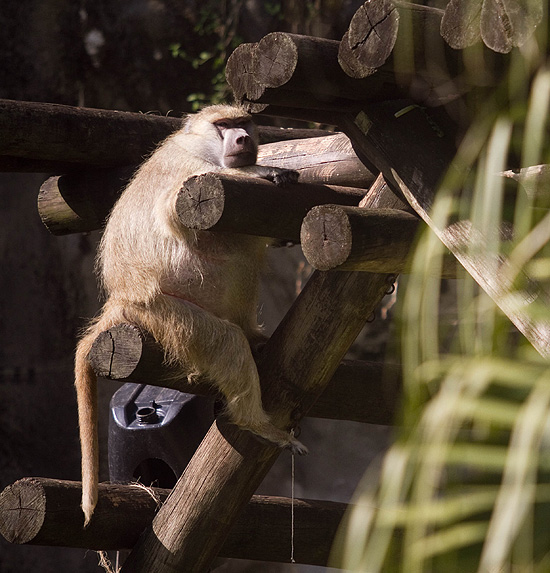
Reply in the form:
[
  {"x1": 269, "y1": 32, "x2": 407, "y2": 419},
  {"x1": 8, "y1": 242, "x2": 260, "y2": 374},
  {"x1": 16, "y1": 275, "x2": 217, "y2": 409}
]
[{"x1": 75, "y1": 104, "x2": 307, "y2": 526}]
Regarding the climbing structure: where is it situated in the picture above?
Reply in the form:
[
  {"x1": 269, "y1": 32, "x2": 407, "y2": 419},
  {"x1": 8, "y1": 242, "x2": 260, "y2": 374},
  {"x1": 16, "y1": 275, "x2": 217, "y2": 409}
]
[{"x1": 1, "y1": 2, "x2": 547, "y2": 571}]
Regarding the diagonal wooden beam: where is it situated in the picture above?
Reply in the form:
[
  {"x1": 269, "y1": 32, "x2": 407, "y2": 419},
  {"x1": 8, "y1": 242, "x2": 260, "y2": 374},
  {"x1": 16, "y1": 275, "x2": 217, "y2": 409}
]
[
  {"x1": 340, "y1": 102, "x2": 550, "y2": 357},
  {"x1": 118, "y1": 182, "x2": 400, "y2": 573}
]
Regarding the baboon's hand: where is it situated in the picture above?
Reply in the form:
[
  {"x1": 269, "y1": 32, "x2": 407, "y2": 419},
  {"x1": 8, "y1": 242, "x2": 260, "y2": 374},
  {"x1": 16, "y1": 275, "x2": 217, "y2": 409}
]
[{"x1": 269, "y1": 168, "x2": 299, "y2": 187}]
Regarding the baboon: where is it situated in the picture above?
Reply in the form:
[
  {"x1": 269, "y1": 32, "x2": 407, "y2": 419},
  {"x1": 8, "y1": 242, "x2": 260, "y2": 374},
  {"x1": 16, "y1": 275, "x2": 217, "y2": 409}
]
[{"x1": 75, "y1": 104, "x2": 307, "y2": 526}]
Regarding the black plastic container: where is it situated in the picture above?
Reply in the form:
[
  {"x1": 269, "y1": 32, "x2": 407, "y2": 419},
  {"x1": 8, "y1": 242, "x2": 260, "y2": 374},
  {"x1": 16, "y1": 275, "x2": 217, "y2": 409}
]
[{"x1": 108, "y1": 383, "x2": 215, "y2": 488}]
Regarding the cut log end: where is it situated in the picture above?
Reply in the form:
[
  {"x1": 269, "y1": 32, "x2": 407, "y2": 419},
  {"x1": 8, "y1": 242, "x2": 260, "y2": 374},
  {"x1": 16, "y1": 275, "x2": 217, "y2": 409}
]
[
  {"x1": 338, "y1": 31, "x2": 377, "y2": 79},
  {"x1": 0, "y1": 478, "x2": 46, "y2": 544},
  {"x1": 88, "y1": 324, "x2": 144, "y2": 380},
  {"x1": 301, "y1": 205, "x2": 352, "y2": 271},
  {"x1": 176, "y1": 173, "x2": 225, "y2": 230},
  {"x1": 254, "y1": 32, "x2": 298, "y2": 88},
  {"x1": 226, "y1": 43, "x2": 264, "y2": 101},
  {"x1": 347, "y1": 0, "x2": 400, "y2": 70}
]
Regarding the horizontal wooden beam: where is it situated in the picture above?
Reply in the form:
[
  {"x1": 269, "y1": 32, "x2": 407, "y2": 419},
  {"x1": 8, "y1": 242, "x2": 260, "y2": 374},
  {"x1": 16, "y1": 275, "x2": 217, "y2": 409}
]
[
  {"x1": 338, "y1": 0, "x2": 507, "y2": 92},
  {"x1": 0, "y1": 477, "x2": 347, "y2": 566},
  {"x1": 227, "y1": 33, "x2": 394, "y2": 112},
  {"x1": 89, "y1": 323, "x2": 401, "y2": 426},
  {"x1": 176, "y1": 173, "x2": 366, "y2": 242},
  {"x1": 257, "y1": 131, "x2": 375, "y2": 189},
  {"x1": 227, "y1": 29, "x2": 506, "y2": 114},
  {"x1": 37, "y1": 134, "x2": 371, "y2": 236},
  {"x1": 301, "y1": 205, "x2": 420, "y2": 272},
  {"x1": 0, "y1": 98, "x2": 333, "y2": 173},
  {"x1": 300, "y1": 203, "x2": 460, "y2": 276},
  {"x1": 0, "y1": 99, "x2": 181, "y2": 170},
  {"x1": 37, "y1": 166, "x2": 135, "y2": 235}
]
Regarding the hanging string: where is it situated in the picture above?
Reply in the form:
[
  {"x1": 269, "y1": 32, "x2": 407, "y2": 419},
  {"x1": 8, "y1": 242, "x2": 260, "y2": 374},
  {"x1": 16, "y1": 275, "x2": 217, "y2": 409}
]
[{"x1": 290, "y1": 429, "x2": 296, "y2": 564}]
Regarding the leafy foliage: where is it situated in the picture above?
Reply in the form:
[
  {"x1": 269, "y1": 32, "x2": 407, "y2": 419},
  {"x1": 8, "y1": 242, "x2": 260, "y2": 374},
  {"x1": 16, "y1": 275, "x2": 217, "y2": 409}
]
[
  {"x1": 169, "y1": 1, "x2": 245, "y2": 109},
  {"x1": 335, "y1": 7, "x2": 550, "y2": 572}
]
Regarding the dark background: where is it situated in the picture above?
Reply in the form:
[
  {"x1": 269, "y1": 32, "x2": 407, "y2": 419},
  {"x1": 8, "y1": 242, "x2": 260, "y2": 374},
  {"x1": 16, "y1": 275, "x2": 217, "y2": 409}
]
[{"x1": 0, "y1": 1, "x2": 394, "y2": 570}]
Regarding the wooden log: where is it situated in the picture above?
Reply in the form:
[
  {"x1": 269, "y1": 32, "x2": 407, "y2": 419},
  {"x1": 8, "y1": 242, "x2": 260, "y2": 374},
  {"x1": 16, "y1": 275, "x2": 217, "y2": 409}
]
[
  {"x1": 340, "y1": 101, "x2": 550, "y2": 357},
  {"x1": 440, "y1": 0, "x2": 542, "y2": 54},
  {"x1": 501, "y1": 165, "x2": 550, "y2": 200},
  {"x1": 0, "y1": 98, "x2": 332, "y2": 173},
  {"x1": 339, "y1": 1, "x2": 447, "y2": 79},
  {"x1": 257, "y1": 125, "x2": 336, "y2": 143},
  {"x1": 0, "y1": 477, "x2": 346, "y2": 566},
  {"x1": 0, "y1": 99, "x2": 181, "y2": 169},
  {"x1": 0, "y1": 478, "x2": 160, "y2": 550},
  {"x1": 339, "y1": 1, "x2": 508, "y2": 97},
  {"x1": 88, "y1": 323, "x2": 401, "y2": 426},
  {"x1": 37, "y1": 134, "x2": 370, "y2": 236},
  {"x1": 225, "y1": 43, "x2": 264, "y2": 103},
  {"x1": 257, "y1": 132, "x2": 375, "y2": 188},
  {"x1": 339, "y1": 0, "x2": 400, "y2": 76},
  {"x1": 340, "y1": 101, "x2": 458, "y2": 207},
  {"x1": 222, "y1": 494, "x2": 347, "y2": 565},
  {"x1": 37, "y1": 166, "x2": 135, "y2": 235},
  {"x1": 300, "y1": 203, "x2": 460, "y2": 276},
  {"x1": 117, "y1": 170, "x2": 401, "y2": 573},
  {"x1": 227, "y1": 33, "x2": 399, "y2": 111},
  {"x1": 176, "y1": 173, "x2": 366, "y2": 242},
  {"x1": 301, "y1": 205, "x2": 420, "y2": 272},
  {"x1": 88, "y1": 323, "x2": 215, "y2": 397},
  {"x1": 228, "y1": 29, "x2": 506, "y2": 114}
]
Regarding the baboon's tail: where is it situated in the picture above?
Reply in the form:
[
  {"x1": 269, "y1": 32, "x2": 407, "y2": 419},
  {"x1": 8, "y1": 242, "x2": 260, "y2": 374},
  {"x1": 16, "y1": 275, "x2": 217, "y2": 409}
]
[{"x1": 74, "y1": 333, "x2": 99, "y2": 527}]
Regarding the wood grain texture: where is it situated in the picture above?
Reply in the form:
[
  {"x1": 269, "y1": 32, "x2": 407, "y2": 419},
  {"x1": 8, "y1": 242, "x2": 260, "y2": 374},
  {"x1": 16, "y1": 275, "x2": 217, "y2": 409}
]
[
  {"x1": 341, "y1": 0, "x2": 399, "y2": 75},
  {"x1": 119, "y1": 226, "x2": 396, "y2": 571},
  {"x1": 0, "y1": 98, "x2": 330, "y2": 173},
  {"x1": 257, "y1": 132, "x2": 375, "y2": 189},
  {"x1": 0, "y1": 99, "x2": 180, "y2": 168},
  {"x1": 36, "y1": 133, "x2": 368, "y2": 236},
  {"x1": 176, "y1": 173, "x2": 365, "y2": 242},
  {"x1": 341, "y1": 103, "x2": 550, "y2": 357},
  {"x1": 0, "y1": 477, "x2": 347, "y2": 565},
  {"x1": 227, "y1": 32, "x2": 400, "y2": 112},
  {"x1": 441, "y1": 0, "x2": 543, "y2": 54},
  {"x1": 339, "y1": 0, "x2": 508, "y2": 97},
  {"x1": 88, "y1": 323, "x2": 402, "y2": 425},
  {"x1": 37, "y1": 166, "x2": 135, "y2": 235},
  {"x1": 301, "y1": 205, "x2": 420, "y2": 272}
]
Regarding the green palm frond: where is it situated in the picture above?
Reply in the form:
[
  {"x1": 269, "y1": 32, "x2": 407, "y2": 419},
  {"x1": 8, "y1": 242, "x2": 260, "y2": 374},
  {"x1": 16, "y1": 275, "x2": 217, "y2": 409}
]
[{"x1": 335, "y1": 9, "x2": 550, "y2": 572}]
